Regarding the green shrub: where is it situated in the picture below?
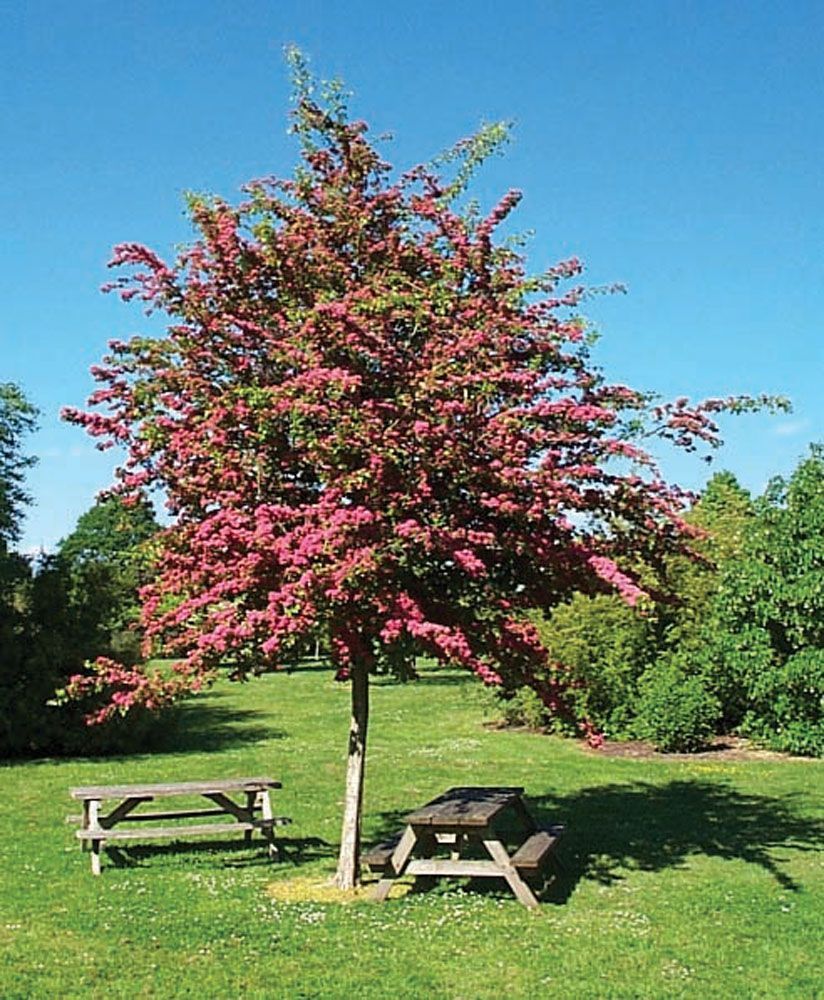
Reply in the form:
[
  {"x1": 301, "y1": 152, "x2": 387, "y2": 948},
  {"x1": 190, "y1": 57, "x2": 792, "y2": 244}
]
[
  {"x1": 496, "y1": 686, "x2": 549, "y2": 730},
  {"x1": 739, "y1": 648, "x2": 824, "y2": 756},
  {"x1": 490, "y1": 596, "x2": 653, "y2": 738},
  {"x1": 635, "y1": 661, "x2": 720, "y2": 752},
  {"x1": 694, "y1": 447, "x2": 824, "y2": 755},
  {"x1": 533, "y1": 595, "x2": 654, "y2": 738}
]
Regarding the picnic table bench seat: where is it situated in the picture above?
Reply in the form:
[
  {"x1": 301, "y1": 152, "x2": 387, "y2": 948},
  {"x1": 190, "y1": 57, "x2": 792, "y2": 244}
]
[
  {"x1": 362, "y1": 833, "x2": 403, "y2": 872},
  {"x1": 74, "y1": 819, "x2": 287, "y2": 841},
  {"x1": 510, "y1": 824, "x2": 565, "y2": 873}
]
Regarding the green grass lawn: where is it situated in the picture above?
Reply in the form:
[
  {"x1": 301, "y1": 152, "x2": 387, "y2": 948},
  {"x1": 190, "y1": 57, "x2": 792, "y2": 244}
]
[{"x1": 1, "y1": 666, "x2": 821, "y2": 999}]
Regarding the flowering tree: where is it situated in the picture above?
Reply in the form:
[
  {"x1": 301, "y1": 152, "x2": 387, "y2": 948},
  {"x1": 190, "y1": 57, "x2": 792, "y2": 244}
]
[{"x1": 63, "y1": 59, "x2": 783, "y2": 887}]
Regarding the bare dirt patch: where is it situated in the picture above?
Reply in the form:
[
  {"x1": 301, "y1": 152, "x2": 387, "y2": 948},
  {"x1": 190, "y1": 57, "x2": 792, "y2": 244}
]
[
  {"x1": 586, "y1": 735, "x2": 812, "y2": 763},
  {"x1": 485, "y1": 720, "x2": 816, "y2": 762}
]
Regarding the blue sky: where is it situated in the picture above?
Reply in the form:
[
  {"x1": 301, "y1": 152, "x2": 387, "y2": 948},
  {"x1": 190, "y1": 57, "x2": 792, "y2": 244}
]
[{"x1": 2, "y1": 0, "x2": 822, "y2": 552}]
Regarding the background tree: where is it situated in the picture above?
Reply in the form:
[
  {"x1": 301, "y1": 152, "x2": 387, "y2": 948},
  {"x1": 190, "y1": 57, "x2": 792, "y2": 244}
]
[
  {"x1": 0, "y1": 383, "x2": 38, "y2": 550},
  {"x1": 1, "y1": 546, "x2": 167, "y2": 758},
  {"x1": 0, "y1": 384, "x2": 39, "y2": 754},
  {"x1": 494, "y1": 473, "x2": 756, "y2": 741},
  {"x1": 58, "y1": 495, "x2": 159, "y2": 665},
  {"x1": 695, "y1": 446, "x2": 824, "y2": 755},
  {"x1": 63, "y1": 55, "x2": 784, "y2": 886},
  {"x1": 642, "y1": 471, "x2": 757, "y2": 735},
  {"x1": 657, "y1": 471, "x2": 755, "y2": 655},
  {"x1": 59, "y1": 493, "x2": 158, "y2": 565},
  {"x1": 0, "y1": 388, "x2": 163, "y2": 756}
]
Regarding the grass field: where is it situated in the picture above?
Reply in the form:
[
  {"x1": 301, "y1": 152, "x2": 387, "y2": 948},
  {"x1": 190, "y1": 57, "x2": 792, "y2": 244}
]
[{"x1": 1, "y1": 665, "x2": 821, "y2": 999}]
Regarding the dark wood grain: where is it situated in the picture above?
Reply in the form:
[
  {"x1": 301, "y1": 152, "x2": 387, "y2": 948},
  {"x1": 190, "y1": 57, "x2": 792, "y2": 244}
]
[
  {"x1": 362, "y1": 833, "x2": 403, "y2": 871},
  {"x1": 404, "y1": 786, "x2": 524, "y2": 827}
]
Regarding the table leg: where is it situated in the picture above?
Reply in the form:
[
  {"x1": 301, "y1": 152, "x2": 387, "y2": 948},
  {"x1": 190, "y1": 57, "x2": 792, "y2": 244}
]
[
  {"x1": 451, "y1": 833, "x2": 464, "y2": 861},
  {"x1": 373, "y1": 825, "x2": 418, "y2": 902},
  {"x1": 258, "y1": 789, "x2": 278, "y2": 859},
  {"x1": 88, "y1": 799, "x2": 103, "y2": 876},
  {"x1": 80, "y1": 800, "x2": 91, "y2": 852},
  {"x1": 411, "y1": 830, "x2": 439, "y2": 891},
  {"x1": 512, "y1": 796, "x2": 539, "y2": 834},
  {"x1": 482, "y1": 837, "x2": 540, "y2": 910},
  {"x1": 244, "y1": 791, "x2": 257, "y2": 845}
]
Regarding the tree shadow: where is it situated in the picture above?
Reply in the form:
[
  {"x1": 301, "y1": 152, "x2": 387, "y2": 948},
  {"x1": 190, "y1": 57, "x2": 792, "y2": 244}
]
[
  {"x1": 12, "y1": 691, "x2": 282, "y2": 764},
  {"x1": 415, "y1": 672, "x2": 476, "y2": 688},
  {"x1": 364, "y1": 779, "x2": 823, "y2": 904},
  {"x1": 527, "y1": 780, "x2": 822, "y2": 900},
  {"x1": 142, "y1": 696, "x2": 282, "y2": 755},
  {"x1": 260, "y1": 659, "x2": 329, "y2": 674},
  {"x1": 104, "y1": 834, "x2": 334, "y2": 871}
]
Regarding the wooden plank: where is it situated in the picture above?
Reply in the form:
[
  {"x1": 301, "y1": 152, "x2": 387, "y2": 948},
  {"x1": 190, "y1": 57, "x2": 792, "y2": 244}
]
[
  {"x1": 69, "y1": 809, "x2": 293, "y2": 824},
  {"x1": 410, "y1": 822, "x2": 486, "y2": 837},
  {"x1": 373, "y1": 825, "x2": 419, "y2": 902},
  {"x1": 71, "y1": 807, "x2": 228, "y2": 824},
  {"x1": 75, "y1": 820, "x2": 275, "y2": 841},
  {"x1": 482, "y1": 836, "x2": 541, "y2": 909},
  {"x1": 404, "y1": 859, "x2": 504, "y2": 877},
  {"x1": 434, "y1": 832, "x2": 458, "y2": 845},
  {"x1": 203, "y1": 791, "x2": 253, "y2": 823},
  {"x1": 69, "y1": 777, "x2": 281, "y2": 800},
  {"x1": 100, "y1": 796, "x2": 153, "y2": 829},
  {"x1": 362, "y1": 833, "x2": 402, "y2": 871},
  {"x1": 510, "y1": 826, "x2": 565, "y2": 872},
  {"x1": 404, "y1": 786, "x2": 524, "y2": 828}
]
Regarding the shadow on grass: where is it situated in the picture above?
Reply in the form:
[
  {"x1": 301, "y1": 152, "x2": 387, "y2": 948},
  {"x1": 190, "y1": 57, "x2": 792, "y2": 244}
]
[
  {"x1": 268, "y1": 659, "x2": 476, "y2": 685},
  {"x1": 365, "y1": 779, "x2": 823, "y2": 904},
  {"x1": 414, "y1": 672, "x2": 476, "y2": 688},
  {"x1": 104, "y1": 834, "x2": 334, "y2": 871},
  {"x1": 112, "y1": 693, "x2": 281, "y2": 760},
  {"x1": 264, "y1": 659, "x2": 328, "y2": 674},
  {"x1": 142, "y1": 695, "x2": 282, "y2": 755},
  {"x1": 8, "y1": 691, "x2": 282, "y2": 765},
  {"x1": 527, "y1": 781, "x2": 823, "y2": 898}
]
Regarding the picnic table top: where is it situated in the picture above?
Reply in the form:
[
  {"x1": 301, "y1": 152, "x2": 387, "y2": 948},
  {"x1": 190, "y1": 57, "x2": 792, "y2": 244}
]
[
  {"x1": 69, "y1": 777, "x2": 281, "y2": 800},
  {"x1": 404, "y1": 786, "x2": 525, "y2": 828}
]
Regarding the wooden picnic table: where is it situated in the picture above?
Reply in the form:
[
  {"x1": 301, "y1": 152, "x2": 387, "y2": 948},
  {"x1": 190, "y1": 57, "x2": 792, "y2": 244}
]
[
  {"x1": 69, "y1": 777, "x2": 287, "y2": 875},
  {"x1": 364, "y1": 786, "x2": 564, "y2": 909}
]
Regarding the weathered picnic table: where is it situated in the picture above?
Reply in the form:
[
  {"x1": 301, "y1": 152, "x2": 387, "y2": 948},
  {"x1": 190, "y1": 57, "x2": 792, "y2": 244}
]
[
  {"x1": 364, "y1": 786, "x2": 564, "y2": 909},
  {"x1": 69, "y1": 777, "x2": 287, "y2": 875}
]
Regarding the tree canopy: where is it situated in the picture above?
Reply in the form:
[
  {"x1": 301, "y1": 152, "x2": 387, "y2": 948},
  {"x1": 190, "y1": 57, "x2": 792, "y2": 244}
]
[{"x1": 58, "y1": 494, "x2": 158, "y2": 566}]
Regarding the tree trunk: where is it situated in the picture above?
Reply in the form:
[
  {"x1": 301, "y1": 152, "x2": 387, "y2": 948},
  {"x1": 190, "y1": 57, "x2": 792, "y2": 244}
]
[{"x1": 334, "y1": 660, "x2": 369, "y2": 889}]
